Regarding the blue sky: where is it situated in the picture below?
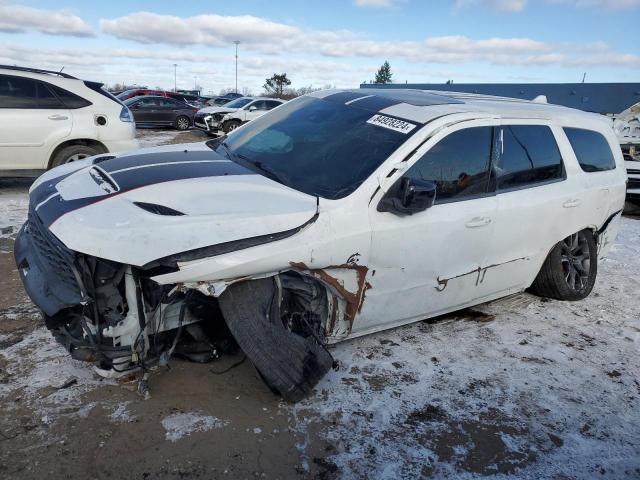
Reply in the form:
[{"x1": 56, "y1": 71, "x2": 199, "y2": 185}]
[{"x1": 0, "y1": 0, "x2": 638, "y2": 94}]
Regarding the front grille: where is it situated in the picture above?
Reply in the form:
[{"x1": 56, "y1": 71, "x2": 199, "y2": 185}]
[
  {"x1": 27, "y1": 208, "x2": 79, "y2": 290},
  {"x1": 628, "y1": 178, "x2": 640, "y2": 190}
]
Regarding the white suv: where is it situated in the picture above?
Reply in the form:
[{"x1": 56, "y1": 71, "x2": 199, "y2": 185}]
[
  {"x1": 15, "y1": 89, "x2": 626, "y2": 400},
  {"x1": 194, "y1": 96, "x2": 285, "y2": 136},
  {"x1": 0, "y1": 65, "x2": 138, "y2": 176}
]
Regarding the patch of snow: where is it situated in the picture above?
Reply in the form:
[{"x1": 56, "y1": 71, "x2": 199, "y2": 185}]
[
  {"x1": 291, "y1": 217, "x2": 640, "y2": 479},
  {"x1": 0, "y1": 328, "x2": 115, "y2": 420},
  {"x1": 161, "y1": 411, "x2": 229, "y2": 442},
  {"x1": 136, "y1": 130, "x2": 193, "y2": 149},
  {"x1": 109, "y1": 401, "x2": 135, "y2": 423},
  {"x1": 0, "y1": 188, "x2": 29, "y2": 240}
]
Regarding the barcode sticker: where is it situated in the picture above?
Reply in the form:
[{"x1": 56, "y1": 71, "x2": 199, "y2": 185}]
[{"x1": 367, "y1": 114, "x2": 416, "y2": 134}]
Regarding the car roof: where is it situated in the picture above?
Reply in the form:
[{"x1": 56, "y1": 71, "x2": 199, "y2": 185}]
[
  {"x1": 238, "y1": 97, "x2": 284, "y2": 102},
  {"x1": 307, "y1": 88, "x2": 607, "y2": 127}
]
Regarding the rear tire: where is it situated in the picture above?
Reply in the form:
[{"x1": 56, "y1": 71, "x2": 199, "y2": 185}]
[
  {"x1": 175, "y1": 115, "x2": 190, "y2": 131},
  {"x1": 49, "y1": 144, "x2": 100, "y2": 169},
  {"x1": 530, "y1": 229, "x2": 597, "y2": 301}
]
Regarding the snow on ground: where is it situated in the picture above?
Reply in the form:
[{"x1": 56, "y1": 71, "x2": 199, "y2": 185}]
[
  {"x1": 0, "y1": 327, "x2": 116, "y2": 419},
  {"x1": 136, "y1": 129, "x2": 199, "y2": 149},
  {"x1": 161, "y1": 411, "x2": 229, "y2": 442},
  {"x1": 292, "y1": 217, "x2": 640, "y2": 479},
  {"x1": 0, "y1": 185, "x2": 29, "y2": 240}
]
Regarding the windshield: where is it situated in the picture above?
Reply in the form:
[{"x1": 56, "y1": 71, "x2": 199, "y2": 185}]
[
  {"x1": 210, "y1": 95, "x2": 418, "y2": 199},
  {"x1": 224, "y1": 98, "x2": 253, "y2": 108}
]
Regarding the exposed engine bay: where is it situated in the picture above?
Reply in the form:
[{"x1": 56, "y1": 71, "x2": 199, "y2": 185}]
[{"x1": 24, "y1": 242, "x2": 335, "y2": 401}]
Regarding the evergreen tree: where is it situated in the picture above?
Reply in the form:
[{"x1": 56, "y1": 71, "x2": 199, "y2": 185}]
[
  {"x1": 263, "y1": 73, "x2": 292, "y2": 96},
  {"x1": 373, "y1": 61, "x2": 393, "y2": 84}
]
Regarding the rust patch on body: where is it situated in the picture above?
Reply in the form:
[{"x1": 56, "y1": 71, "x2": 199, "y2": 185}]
[{"x1": 289, "y1": 257, "x2": 372, "y2": 333}]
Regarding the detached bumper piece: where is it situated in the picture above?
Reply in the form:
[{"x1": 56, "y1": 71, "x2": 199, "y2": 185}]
[
  {"x1": 219, "y1": 277, "x2": 333, "y2": 402},
  {"x1": 14, "y1": 209, "x2": 84, "y2": 316}
]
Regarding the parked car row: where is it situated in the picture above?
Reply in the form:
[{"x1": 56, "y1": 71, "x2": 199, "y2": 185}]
[
  {"x1": 193, "y1": 97, "x2": 286, "y2": 135},
  {"x1": 123, "y1": 96, "x2": 198, "y2": 130}
]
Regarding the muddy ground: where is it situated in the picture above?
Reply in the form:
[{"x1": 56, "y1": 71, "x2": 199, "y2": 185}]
[{"x1": 1, "y1": 128, "x2": 639, "y2": 479}]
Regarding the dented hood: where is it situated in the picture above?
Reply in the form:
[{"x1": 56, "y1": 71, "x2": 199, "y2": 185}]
[
  {"x1": 197, "y1": 106, "x2": 238, "y2": 115},
  {"x1": 29, "y1": 146, "x2": 318, "y2": 266}
]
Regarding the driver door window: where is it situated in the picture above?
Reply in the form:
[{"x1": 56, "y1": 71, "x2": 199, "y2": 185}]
[{"x1": 404, "y1": 126, "x2": 494, "y2": 203}]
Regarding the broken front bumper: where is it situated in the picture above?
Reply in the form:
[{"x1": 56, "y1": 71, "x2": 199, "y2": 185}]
[
  {"x1": 193, "y1": 114, "x2": 223, "y2": 135},
  {"x1": 14, "y1": 209, "x2": 85, "y2": 316}
]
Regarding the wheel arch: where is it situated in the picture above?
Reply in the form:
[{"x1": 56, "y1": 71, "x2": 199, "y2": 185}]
[{"x1": 48, "y1": 139, "x2": 108, "y2": 169}]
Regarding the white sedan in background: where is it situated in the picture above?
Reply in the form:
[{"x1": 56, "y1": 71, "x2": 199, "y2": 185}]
[{"x1": 193, "y1": 97, "x2": 285, "y2": 136}]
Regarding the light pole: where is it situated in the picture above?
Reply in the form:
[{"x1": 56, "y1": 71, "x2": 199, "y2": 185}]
[
  {"x1": 233, "y1": 40, "x2": 240, "y2": 94},
  {"x1": 173, "y1": 64, "x2": 178, "y2": 92},
  {"x1": 194, "y1": 76, "x2": 198, "y2": 91}
]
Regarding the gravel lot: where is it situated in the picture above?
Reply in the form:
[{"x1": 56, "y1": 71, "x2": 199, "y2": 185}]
[{"x1": 1, "y1": 129, "x2": 639, "y2": 479}]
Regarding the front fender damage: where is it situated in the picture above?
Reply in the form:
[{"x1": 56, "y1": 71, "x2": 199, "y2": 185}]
[{"x1": 218, "y1": 276, "x2": 334, "y2": 402}]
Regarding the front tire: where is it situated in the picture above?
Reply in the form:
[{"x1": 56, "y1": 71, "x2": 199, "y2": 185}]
[
  {"x1": 530, "y1": 229, "x2": 597, "y2": 301},
  {"x1": 222, "y1": 120, "x2": 241, "y2": 134},
  {"x1": 50, "y1": 145, "x2": 100, "y2": 169},
  {"x1": 175, "y1": 115, "x2": 190, "y2": 131}
]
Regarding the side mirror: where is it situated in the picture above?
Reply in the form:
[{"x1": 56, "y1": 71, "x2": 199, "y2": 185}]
[
  {"x1": 248, "y1": 106, "x2": 257, "y2": 112},
  {"x1": 377, "y1": 177, "x2": 437, "y2": 215}
]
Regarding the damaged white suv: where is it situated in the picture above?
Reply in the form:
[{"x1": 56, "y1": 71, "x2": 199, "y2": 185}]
[{"x1": 15, "y1": 89, "x2": 626, "y2": 400}]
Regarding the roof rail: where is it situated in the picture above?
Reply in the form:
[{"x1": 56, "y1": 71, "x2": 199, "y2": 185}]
[{"x1": 0, "y1": 64, "x2": 77, "y2": 79}]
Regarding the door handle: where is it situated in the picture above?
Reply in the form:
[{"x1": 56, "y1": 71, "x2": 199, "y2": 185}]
[
  {"x1": 48, "y1": 114, "x2": 68, "y2": 120},
  {"x1": 563, "y1": 199, "x2": 582, "y2": 208},
  {"x1": 465, "y1": 216, "x2": 492, "y2": 228}
]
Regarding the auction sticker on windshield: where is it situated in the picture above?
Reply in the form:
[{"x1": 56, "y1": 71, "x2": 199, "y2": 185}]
[{"x1": 367, "y1": 114, "x2": 417, "y2": 134}]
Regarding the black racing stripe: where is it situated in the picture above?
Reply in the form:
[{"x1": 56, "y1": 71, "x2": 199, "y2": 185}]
[
  {"x1": 99, "y1": 149, "x2": 224, "y2": 173},
  {"x1": 110, "y1": 159, "x2": 252, "y2": 191},
  {"x1": 323, "y1": 91, "x2": 369, "y2": 104},
  {"x1": 34, "y1": 159, "x2": 256, "y2": 228}
]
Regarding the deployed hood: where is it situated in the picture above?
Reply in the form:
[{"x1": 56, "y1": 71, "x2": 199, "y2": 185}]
[
  {"x1": 29, "y1": 146, "x2": 318, "y2": 266},
  {"x1": 197, "y1": 106, "x2": 238, "y2": 115}
]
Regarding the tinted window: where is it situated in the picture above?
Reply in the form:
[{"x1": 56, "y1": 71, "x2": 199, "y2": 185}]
[
  {"x1": 216, "y1": 96, "x2": 417, "y2": 199},
  {"x1": 135, "y1": 97, "x2": 160, "y2": 107},
  {"x1": 248, "y1": 101, "x2": 267, "y2": 110},
  {"x1": 496, "y1": 125, "x2": 563, "y2": 190},
  {"x1": 0, "y1": 75, "x2": 38, "y2": 108},
  {"x1": 225, "y1": 98, "x2": 252, "y2": 108},
  {"x1": 159, "y1": 98, "x2": 180, "y2": 108},
  {"x1": 265, "y1": 101, "x2": 282, "y2": 110},
  {"x1": 36, "y1": 82, "x2": 64, "y2": 108},
  {"x1": 405, "y1": 127, "x2": 493, "y2": 203},
  {"x1": 48, "y1": 84, "x2": 91, "y2": 109},
  {"x1": 564, "y1": 127, "x2": 616, "y2": 172}
]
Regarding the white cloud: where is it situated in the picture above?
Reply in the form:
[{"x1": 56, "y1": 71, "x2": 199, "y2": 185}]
[
  {"x1": 456, "y1": 0, "x2": 640, "y2": 10},
  {"x1": 550, "y1": 0, "x2": 640, "y2": 9},
  {"x1": 454, "y1": 0, "x2": 527, "y2": 12},
  {"x1": 0, "y1": 3, "x2": 93, "y2": 37},
  {"x1": 100, "y1": 12, "x2": 555, "y2": 63},
  {"x1": 353, "y1": 0, "x2": 397, "y2": 7}
]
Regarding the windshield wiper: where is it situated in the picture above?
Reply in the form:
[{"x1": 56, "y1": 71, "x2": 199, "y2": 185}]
[{"x1": 238, "y1": 156, "x2": 285, "y2": 185}]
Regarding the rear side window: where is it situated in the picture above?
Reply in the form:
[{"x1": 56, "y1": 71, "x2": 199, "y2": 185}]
[
  {"x1": 405, "y1": 126, "x2": 493, "y2": 203},
  {"x1": 564, "y1": 128, "x2": 616, "y2": 172},
  {"x1": 36, "y1": 82, "x2": 64, "y2": 108},
  {"x1": 43, "y1": 83, "x2": 91, "y2": 109},
  {"x1": 0, "y1": 74, "x2": 38, "y2": 108},
  {"x1": 495, "y1": 125, "x2": 564, "y2": 191}
]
